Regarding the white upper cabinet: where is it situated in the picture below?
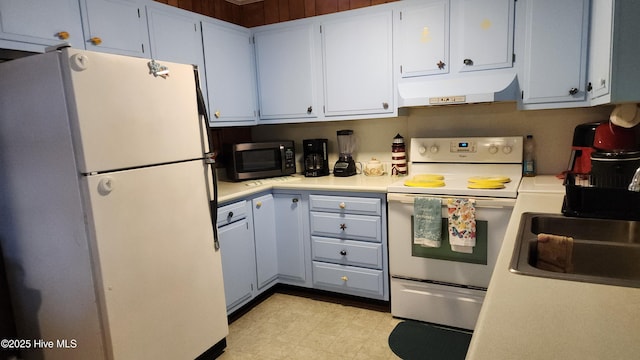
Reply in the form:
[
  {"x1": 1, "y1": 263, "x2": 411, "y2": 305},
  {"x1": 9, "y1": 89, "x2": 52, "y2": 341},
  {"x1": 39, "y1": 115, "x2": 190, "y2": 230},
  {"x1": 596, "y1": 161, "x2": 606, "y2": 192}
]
[
  {"x1": 202, "y1": 20, "x2": 258, "y2": 126},
  {"x1": 519, "y1": 0, "x2": 589, "y2": 107},
  {"x1": 0, "y1": 0, "x2": 84, "y2": 50},
  {"x1": 146, "y1": 3, "x2": 204, "y2": 67},
  {"x1": 397, "y1": 0, "x2": 450, "y2": 78},
  {"x1": 396, "y1": 0, "x2": 514, "y2": 78},
  {"x1": 254, "y1": 23, "x2": 319, "y2": 122},
  {"x1": 321, "y1": 10, "x2": 395, "y2": 117},
  {"x1": 80, "y1": 0, "x2": 150, "y2": 58},
  {"x1": 146, "y1": 3, "x2": 207, "y2": 109},
  {"x1": 588, "y1": 0, "x2": 640, "y2": 106},
  {"x1": 456, "y1": 0, "x2": 514, "y2": 72}
]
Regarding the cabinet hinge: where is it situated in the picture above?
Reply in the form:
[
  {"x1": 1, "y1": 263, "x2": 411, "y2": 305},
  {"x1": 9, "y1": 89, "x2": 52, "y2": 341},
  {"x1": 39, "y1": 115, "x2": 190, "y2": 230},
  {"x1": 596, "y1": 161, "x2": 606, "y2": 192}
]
[
  {"x1": 512, "y1": 53, "x2": 516, "y2": 63},
  {"x1": 250, "y1": 36, "x2": 254, "y2": 44},
  {"x1": 320, "y1": 25, "x2": 322, "y2": 34},
  {"x1": 194, "y1": 23, "x2": 197, "y2": 32},
  {"x1": 399, "y1": 11, "x2": 402, "y2": 21},
  {"x1": 138, "y1": 8, "x2": 141, "y2": 18},
  {"x1": 141, "y1": 43, "x2": 144, "y2": 53},
  {"x1": 400, "y1": 65, "x2": 403, "y2": 74},
  {"x1": 521, "y1": 90, "x2": 524, "y2": 99}
]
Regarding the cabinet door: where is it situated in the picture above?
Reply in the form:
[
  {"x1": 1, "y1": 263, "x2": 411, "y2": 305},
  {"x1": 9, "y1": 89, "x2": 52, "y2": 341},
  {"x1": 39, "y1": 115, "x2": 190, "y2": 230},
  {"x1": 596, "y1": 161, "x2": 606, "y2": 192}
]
[
  {"x1": 588, "y1": 0, "x2": 613, "y2": 101},
  {"x1": 146, "y1": 3, "x2": 207, "y2": 110},
  {"x1": 521, "y1": 0, "x2": 589, "y2": 105},
  {"x1": 458, "y1": 0, "x2": 514, "y2": 72},
  {"x1": 202, "y1": 20, "x2": 257, "y2": 126},
  {"x1": 321, "y1": 11, "x2": 394, "y2": 117},
  {"x1": 218, "y1": 218, "x2": 255, "y2": 312},
  {"x1": 252, "y1": 194, "x2": 278, "y2": 290},
  {"x1": 80, "y1": 0, "x2": 150, "y2": 58},
  {"x1": 254, "y1": 24, "x2": 318, "y2": 121},
  {"x1": 397, "y1": 0, "x2": 450, "y2": 78},
  {"x1": 274, "y1": 193, "x2": 307, "y2": 284},
  {"x1": 0, "y1": 0, "x2": 84, "y2": 49}
]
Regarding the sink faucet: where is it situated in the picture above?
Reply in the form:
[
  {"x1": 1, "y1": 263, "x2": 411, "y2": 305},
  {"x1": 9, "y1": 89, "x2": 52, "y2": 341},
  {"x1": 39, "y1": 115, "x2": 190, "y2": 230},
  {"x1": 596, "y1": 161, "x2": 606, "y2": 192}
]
[{"x1": 629, "y1": 167, "x2": 640, "y2": 191}]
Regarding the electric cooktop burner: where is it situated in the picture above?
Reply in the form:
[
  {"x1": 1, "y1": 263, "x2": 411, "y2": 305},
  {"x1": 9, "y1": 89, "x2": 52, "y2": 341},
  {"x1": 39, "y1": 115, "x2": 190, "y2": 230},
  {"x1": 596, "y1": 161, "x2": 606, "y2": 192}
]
[{"x1": 387, "y1": 136, "x2": 524, "y2": 198}]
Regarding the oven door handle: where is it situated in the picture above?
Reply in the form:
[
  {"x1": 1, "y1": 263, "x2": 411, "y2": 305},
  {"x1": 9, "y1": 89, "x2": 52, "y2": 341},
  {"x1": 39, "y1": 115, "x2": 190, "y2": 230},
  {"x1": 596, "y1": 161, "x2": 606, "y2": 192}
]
[{"x1": 387, "y1": 193, "x2": 516, "y2": 208}]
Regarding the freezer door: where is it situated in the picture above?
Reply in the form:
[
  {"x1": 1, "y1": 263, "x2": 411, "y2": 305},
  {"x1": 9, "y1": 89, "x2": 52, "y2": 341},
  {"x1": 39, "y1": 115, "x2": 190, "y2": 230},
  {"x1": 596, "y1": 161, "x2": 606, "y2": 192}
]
[
  {"x1": 61, "y1": 48, "x2": 206, "y2": 174},
  {"x1": 82, "y1": 160, "x2": 227, "y2": 359}
]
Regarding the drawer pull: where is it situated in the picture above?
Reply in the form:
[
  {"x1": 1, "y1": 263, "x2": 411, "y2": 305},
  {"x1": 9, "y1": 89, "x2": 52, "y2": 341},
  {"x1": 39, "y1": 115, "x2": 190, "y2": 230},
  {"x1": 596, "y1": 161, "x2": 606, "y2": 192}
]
[
  {"x1": 256, "y1": 201, "x2": 262, "y2": 208},
  {"x1": 339, "y1": 223, "x2": 347, "y2": 230},
  {"x1": 227, "y1": 211, "x2": 233, "y2": 219},
  {"x1": 339, "y1": 250, "x2": 347, "y2": 256},
  {"x1": 341, "y1": 276, "x2": 349, "y2": 282},
  {"x1": 339, "y1": 202, "x2": 346, "y2": 209}
]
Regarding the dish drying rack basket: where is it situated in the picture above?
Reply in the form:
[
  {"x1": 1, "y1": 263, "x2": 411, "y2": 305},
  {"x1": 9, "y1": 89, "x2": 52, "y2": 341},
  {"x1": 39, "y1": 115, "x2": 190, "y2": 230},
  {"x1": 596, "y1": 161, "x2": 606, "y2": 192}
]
[{"x1": 563, "y1": 172, "x2": 640, "y2": 221}]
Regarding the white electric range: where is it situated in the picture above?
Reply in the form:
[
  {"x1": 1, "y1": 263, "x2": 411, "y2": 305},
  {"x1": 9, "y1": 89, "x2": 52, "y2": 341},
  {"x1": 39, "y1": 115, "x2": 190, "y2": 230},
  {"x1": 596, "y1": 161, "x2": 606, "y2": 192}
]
[{"x1": 387, "y1": 136, "x2": 523, "y2": 330}]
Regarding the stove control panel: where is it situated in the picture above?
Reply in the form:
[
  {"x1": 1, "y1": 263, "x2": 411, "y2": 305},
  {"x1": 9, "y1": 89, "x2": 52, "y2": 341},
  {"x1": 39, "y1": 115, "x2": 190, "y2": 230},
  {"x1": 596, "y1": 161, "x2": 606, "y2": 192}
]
[{"x1": 410, "y1": 136, "x2": 523, "y2": 163}]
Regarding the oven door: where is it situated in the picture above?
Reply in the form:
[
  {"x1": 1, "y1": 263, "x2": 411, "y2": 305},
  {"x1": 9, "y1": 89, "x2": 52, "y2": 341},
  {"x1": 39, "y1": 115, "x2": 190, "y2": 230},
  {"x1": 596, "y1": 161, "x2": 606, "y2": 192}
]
[{"x1": 387, "y1": 193, "x2": 515, "y2": 289}]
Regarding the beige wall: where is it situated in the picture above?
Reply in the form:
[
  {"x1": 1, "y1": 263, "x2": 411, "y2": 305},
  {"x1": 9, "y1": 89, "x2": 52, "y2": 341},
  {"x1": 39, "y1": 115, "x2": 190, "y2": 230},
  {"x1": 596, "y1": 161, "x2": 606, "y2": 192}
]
[{"x1": 252, "y1": 102, "x2": 615, "y2": 175}]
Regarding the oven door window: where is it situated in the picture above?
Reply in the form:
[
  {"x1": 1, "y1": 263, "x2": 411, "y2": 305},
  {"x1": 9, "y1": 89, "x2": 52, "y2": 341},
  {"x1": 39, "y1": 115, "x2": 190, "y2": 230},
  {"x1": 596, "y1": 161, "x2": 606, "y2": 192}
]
[
  {"x1": 410, "y1": 217, "x2": 488, "y2": 265},
  {"x1": 236, "y1": 148, "x2": 281, "y2": 172}
]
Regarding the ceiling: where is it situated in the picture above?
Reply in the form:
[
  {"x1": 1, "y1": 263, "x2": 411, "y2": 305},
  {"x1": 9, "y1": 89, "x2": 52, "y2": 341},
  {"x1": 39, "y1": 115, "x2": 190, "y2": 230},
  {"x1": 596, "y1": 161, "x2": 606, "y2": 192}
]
[{"x1": 225, "y1": 0, "x2": 264, "y2": 4}]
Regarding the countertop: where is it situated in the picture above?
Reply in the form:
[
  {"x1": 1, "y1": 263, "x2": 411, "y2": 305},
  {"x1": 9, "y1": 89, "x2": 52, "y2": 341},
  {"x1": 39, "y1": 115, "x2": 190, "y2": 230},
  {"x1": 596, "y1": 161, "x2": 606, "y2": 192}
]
[
  {"x1": 216, "y1": 173, "x2": 398, "y2": 204},
  {"x1": 466, "y1": 177, "x2": 640, "y2": 360}
]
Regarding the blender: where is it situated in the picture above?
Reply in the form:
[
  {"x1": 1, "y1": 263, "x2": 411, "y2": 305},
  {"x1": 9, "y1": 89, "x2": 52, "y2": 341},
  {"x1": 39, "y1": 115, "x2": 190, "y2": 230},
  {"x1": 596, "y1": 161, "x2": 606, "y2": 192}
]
[{"x1": 333, "y1": 129, "x2": 357, "y2": 177}]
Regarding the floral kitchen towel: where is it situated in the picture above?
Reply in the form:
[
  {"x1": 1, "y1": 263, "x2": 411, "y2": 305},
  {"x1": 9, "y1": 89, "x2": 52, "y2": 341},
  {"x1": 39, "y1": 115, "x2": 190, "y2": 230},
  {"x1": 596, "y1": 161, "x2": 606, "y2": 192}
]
[
  {"x1": 447, "y1": 198, "x2": 476, "y2": 253},
  {"x1": 414, "y1": 197, "x2": 442, "y2": 248}
]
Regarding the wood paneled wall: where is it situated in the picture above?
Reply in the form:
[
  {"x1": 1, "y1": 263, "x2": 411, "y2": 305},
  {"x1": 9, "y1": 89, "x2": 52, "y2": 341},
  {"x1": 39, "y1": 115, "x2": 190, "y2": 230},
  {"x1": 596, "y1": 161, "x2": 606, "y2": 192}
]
[{"x1": 154, "y1": 0, "x2": 397, "y2": 27}]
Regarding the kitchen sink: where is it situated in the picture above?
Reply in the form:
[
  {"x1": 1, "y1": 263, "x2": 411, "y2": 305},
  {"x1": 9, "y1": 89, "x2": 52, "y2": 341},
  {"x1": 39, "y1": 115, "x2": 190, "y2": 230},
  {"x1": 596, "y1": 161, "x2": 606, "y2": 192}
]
[{"x1": 509, "y1": 213, "x2": 640, "y2": 288}]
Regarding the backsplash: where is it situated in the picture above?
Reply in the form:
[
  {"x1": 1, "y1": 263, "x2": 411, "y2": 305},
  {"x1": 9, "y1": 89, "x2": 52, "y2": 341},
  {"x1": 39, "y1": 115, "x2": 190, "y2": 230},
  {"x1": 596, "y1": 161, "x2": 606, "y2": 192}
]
[{"x1": 252, "y1": 102, "x2": 615, "y2": 176}]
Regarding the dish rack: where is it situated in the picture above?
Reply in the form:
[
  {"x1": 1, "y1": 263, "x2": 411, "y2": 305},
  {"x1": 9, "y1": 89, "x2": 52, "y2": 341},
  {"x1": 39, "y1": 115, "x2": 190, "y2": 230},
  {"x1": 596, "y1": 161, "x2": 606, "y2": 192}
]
[{"x1": 563, "y1": 173, "x2": 640, "y2": 221}]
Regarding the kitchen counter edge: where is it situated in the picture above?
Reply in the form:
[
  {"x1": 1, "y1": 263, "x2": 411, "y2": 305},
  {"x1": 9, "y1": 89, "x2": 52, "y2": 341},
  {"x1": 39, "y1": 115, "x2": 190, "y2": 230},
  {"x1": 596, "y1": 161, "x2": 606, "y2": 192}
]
[{"x1": 466, "y1": 177, "x2": 640, "y2": 360}]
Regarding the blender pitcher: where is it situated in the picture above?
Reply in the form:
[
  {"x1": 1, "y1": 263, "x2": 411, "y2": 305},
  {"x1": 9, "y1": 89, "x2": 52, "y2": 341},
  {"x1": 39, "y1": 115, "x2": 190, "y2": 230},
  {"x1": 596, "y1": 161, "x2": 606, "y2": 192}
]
[{"x1": 333, "y1": 130, "x2": 357, "y2": 176}]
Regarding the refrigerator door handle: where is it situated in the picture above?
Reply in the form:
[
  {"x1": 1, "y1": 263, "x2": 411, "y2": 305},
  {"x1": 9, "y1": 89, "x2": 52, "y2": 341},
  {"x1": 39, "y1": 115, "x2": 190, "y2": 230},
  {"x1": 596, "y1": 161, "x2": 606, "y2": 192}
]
[{"x1": 194, "y1": 66, "x2": 220, "y2": 251}]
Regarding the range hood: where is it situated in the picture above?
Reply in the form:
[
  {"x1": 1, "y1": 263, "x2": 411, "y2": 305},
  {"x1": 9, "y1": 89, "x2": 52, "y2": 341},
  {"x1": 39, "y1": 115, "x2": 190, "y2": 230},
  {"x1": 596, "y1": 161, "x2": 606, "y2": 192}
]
[{"x1": 398, "y1": 70, "x2": 519, "y2": 107}]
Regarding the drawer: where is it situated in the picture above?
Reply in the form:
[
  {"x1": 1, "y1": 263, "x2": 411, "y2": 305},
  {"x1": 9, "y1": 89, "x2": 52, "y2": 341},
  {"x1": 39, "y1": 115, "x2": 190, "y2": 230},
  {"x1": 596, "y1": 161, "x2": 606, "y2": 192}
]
[
  {"x1": 309, "y1": 195, "x2": 381, "y2": 215},
  {"x1": 310, "y1": 212, "x2": 381, "y2": 242},
  {"x1": 312, "y1": 262, "x2": 384, "y2": 298},
  {"x1": 217, "y1": 200, "x2": 247, "y2": 227},
  {"x1": 310, "y1": 212, "x2": 382, "y2": 242},
  {"x1": 312, "y1": 236, "x2": 382, "y2": 269}
]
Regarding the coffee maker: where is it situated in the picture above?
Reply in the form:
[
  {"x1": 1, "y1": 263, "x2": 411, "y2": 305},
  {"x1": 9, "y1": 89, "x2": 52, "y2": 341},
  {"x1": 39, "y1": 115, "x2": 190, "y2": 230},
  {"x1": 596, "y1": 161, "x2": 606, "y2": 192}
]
[{"x1": 303, "y1": 139, "x2": 330, "y2": 177}]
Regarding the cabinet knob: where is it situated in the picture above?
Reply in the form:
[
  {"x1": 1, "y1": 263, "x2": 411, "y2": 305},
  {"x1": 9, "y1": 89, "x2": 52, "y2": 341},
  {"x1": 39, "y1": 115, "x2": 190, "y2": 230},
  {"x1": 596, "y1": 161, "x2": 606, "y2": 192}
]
[
  {"x1": 339, "y1": 223, "x2": 347, "y2": 230},
  {"x1": 292, "y1": 198, "x2": 299, "y2": 203},
  {"x1": 341, "y1": 276, "x2": 349, "y2": 282},
  {"x1": 463, "y1": 58, "x2": 474, "y2": 66},
  {"x1": 90, "y1": 37, "x2": 102, "y2": 45},
  {"x1": 227, "y1": 211, "x2": 233, "y2": 219},
  {"x1": 437, "y1": 60, "x2": 446, "y2": 70},
  {"x1": 256, "y1": 201, "x2": 262, "y2": 208},
  {"x1": 339, "y1": 202, "x2": 346, "y2": 209},
  {"x1": 56, "y1": 31, "x2": 70, "y2": 40},
  {"x1": 214, "y1": 111, "x2": 221, "y2": 118},
  {"x1": 307, "y1": 106, "x2": 312, "y2": 114},
  {"x1": 382, "y1": 102, "x2": 389, "y2": 110},
  {"x1": 340, "y1": 250, "x2": 347, "y2": 256},
  {"x1": 569, "y1": 88, "x2": 579, "y2": 95}
]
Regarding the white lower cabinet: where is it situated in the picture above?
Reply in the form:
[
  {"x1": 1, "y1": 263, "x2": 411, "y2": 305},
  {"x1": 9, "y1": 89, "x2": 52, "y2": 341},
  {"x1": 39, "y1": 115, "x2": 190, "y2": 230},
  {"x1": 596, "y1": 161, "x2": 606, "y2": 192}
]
[
  {"x1": 309, "y1": 193, "x2": 388, "y2": 300},
  {"x1": 218, "y1": 191, "x2": 388, "y2": 314},
  {"x1": 217, "y1": 200, "x2": 255, "y2": 314},
  {"x1": 274, "y1": 192, "x2": 309, "y2": 286},
  {"x1": 252, "y1": 194, "x2": 279, "y2": 290}
]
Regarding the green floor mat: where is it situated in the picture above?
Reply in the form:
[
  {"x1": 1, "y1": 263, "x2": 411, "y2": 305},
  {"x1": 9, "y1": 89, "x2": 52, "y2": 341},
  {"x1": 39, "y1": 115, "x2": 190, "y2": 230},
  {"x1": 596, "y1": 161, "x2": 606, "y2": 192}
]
[{"x1": 388, "y1": 320, "x2": 472, "y2": 360}]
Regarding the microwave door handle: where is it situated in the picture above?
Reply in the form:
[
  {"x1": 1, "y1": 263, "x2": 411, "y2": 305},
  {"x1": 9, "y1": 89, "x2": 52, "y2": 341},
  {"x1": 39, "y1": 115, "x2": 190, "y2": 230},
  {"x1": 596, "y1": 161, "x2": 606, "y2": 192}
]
[{"x1": 280, "y1": 145, "x2": 286, "y2": 172}]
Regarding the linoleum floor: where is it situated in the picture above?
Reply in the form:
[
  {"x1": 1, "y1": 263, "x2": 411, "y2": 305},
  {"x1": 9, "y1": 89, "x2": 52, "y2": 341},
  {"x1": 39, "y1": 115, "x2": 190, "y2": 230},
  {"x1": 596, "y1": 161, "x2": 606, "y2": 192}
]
[{"x1": 218, "y1": 291, "x2": 401, "y2": 359}]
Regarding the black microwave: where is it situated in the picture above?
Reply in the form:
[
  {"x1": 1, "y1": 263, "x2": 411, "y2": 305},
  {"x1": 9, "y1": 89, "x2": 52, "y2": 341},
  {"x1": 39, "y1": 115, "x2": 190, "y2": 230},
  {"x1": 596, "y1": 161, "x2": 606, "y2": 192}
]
[{"x1": 224, "y1": 141, "x2": 296, "y2": 181}]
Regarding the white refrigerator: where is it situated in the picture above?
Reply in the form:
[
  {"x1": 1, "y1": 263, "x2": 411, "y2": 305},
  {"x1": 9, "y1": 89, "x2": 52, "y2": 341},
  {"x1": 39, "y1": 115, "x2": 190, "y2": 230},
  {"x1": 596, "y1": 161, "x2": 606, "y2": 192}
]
[{"x1": 0, "y1": 48, "x2": 228, "y2": 359}]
